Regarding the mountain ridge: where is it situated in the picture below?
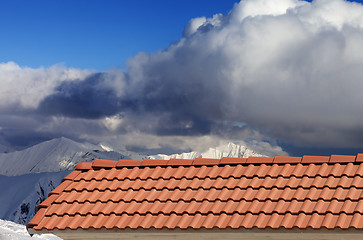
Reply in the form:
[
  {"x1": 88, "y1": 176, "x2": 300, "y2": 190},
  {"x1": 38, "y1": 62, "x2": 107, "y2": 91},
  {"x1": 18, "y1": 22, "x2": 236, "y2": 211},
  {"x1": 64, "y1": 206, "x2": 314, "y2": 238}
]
[
  {"x1": 150, "y1": 142, "x2": 265, "y2": 160},
  {"x1": 0, "y1": 137, "x2": 267, "y2": 226},
  {"x1": 0, "y1": 137, "x2": 126, "y2": 176}
]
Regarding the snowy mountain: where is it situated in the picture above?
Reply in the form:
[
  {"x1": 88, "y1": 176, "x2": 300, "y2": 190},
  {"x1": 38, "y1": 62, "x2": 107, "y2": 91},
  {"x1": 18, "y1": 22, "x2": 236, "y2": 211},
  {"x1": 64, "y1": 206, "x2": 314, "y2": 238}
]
[
  {"x1": 0, "y1": 219, "x2": 60, "y2": 240},
  {"x1": 0, "y1": 137, "x2": 126, "y2": 176},
  {"x1": 0, "y1": 137, "x2": 147, "y2": 226},
  {"x1": 0, "y1": 138, "x2": 268, "y2": 232},
  {"x1": 0, "y1": 171, "x2": 69, "y2": 225},
  {"x1": 150, "y1": 142, "x2": 265, "y2": 160},
  {"x1": 0, "y1": 143, "x2": 13, "y2": 154}
]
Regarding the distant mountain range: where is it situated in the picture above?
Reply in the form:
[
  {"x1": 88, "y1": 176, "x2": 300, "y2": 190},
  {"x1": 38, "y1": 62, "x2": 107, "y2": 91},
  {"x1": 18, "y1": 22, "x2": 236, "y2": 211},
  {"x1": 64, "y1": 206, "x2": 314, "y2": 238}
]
[
  {"x1": 0, "y1": 137, "x2": 126, "y2": 176},
  {"x1": 0, "y1": 137, "x2": 265, "y2": 226},
  {"x1": 0, "y1": 137, "x2": 264, "y2": 177},
  {"x1": 150, "y1": 142, "x2": 265, "y2": 160}
]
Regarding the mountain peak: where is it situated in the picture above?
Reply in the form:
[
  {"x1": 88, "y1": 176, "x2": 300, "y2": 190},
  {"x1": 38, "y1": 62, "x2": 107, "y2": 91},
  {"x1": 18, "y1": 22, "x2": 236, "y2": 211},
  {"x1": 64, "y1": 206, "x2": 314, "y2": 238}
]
[
  {"x1": 0, "y1": 137, "x2": 125, "y2": 176},
  {"x1": 150, "y1": 142, "x2": 265, "y2": 160}
]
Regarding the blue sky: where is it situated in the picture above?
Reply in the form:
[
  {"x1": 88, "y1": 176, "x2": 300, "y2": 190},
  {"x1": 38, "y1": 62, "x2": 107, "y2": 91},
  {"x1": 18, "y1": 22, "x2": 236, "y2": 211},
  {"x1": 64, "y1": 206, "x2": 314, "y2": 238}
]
[
  {"x1": 0, "y1": 0, "x2": 239, "y2": 70},
  {"x1": 1, "y1": 0, "x2": 363, "y2": 156}
]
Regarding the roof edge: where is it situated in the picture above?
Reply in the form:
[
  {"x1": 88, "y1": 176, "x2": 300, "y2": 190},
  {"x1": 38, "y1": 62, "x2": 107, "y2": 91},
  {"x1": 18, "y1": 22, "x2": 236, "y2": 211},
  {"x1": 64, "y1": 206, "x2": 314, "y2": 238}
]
[
  {"x1": 27, "y1": 226, "x2": 363, "y2": 234},
  {"x1": 74, "y1": 154, "x2": 363, "y2": 170}
]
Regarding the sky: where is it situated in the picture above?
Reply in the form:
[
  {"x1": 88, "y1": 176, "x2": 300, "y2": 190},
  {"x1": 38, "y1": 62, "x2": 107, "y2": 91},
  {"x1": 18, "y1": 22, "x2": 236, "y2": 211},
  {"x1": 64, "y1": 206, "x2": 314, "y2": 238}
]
[
  {"x1": 1, "y1": 0, "x2": 363, "y2": 157},
  {"x1": 0, "y1": 0, "x2": 239, "y2": 70}
]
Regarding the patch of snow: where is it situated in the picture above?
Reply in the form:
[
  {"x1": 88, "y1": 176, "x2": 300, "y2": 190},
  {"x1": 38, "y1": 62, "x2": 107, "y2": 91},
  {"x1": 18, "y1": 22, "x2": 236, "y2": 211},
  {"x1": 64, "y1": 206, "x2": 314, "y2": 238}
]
[
  {"x1": 0, "y1": 219, "x2": 61, "y2": 240},
  {"x1": 99, "y1": 143, "x2": 114, "y2": 152}
]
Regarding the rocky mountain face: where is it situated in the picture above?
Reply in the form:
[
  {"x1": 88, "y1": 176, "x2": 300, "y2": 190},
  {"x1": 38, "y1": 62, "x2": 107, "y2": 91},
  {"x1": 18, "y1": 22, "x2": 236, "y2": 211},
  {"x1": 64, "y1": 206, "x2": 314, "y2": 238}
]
[{"x1": 0, "y1": 171, "x2": 69, "y2": 225}]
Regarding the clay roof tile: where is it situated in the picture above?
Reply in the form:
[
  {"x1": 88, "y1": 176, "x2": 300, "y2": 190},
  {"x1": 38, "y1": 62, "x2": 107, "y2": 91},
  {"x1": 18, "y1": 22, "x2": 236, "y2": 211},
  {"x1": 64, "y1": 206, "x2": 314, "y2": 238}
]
[
  {"x1": 141, "y1": 159, "x2": 169, "y2": 166},
  {"x1": 274, "y1": 156, "x2": 302, "y2": 164},
  {"x1": 356, "y1": 154, "x2": 363, "y2": 162},
  {"x1": 192, "y1": 158, "x2": 220, "y2": 166},
  {"x1": 220, "y1": 157, "x2": 247, "y2": 165},
  {"x1": 28, "y1": 154, "x2": 363, "y2": 233},
  {"x1": 247, "y1": 156, "x2": 274, "y2": 164},
  {"x1": 116, "y1": 159, "x2": 141, "y2": 167},
  {"x1": 92, "y1": 159, "x2": 117, "y2": 168},
  {"x1": 330, "y1": 155, "x2": 356, "y2": 163},
  {"x1": 302, "y1": 156, "x2": 330, "y2": 164},
  {"x1": 74, "y1": 162, "x2": 92, "y2": 170},
  {"x1": 168, "y1": 158, "x2": 193, "y2": 166}
]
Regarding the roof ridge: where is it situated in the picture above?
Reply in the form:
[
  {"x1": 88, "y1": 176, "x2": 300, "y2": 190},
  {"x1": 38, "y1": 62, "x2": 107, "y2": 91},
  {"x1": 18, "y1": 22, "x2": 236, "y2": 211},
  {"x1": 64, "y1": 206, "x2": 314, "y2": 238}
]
[{"x1": 74, "y1": 154, "x2": 363, "y2": 170}]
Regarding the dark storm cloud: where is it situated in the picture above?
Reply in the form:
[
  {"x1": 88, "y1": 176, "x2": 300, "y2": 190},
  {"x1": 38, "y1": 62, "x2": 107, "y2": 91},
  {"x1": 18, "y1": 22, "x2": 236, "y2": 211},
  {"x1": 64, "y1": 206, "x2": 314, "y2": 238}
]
[
  {"x1": 154, "y1": 115, "x2": 213, "y2": 136},
  {"x1": 38, "y1": 73, "x2": 123, "y2": 118}
]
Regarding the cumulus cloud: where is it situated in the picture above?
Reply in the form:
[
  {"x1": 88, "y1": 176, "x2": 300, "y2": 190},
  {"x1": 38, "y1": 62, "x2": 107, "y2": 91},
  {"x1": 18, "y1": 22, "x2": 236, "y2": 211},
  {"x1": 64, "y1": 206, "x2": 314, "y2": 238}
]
[
  {"x1": 0, "y1": 63, "x2": 91, "y2": 148},
  {"x1": 119, "y1": 0, "x2": 363, "y2": 149},
  {"x1": 0, "y1": 62, "x2": 90, "y2": 110},
  {"x1": 2, "y1": 0, "x2": 363, "y2": 154}
]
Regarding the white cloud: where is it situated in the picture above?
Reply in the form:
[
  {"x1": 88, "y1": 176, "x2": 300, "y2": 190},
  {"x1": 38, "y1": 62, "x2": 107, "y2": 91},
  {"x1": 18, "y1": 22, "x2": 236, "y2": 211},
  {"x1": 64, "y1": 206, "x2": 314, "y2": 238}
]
[
  {"x1": 120, "y1": 0, "x2": 363, "y2": 148},
  {"x1": 230, "y1": 0, "x2": 306, "y2": 21},
  {"x1": 0, "y1": 62, "x2": 90, "y2": 109},
  {"x1": 296, "y1": 0, "x2": 363, "y2": 31},
  {"x1": 183, "y1": 17, "x2": 207, "y2": 37},
  {"x1": 2, "y1": 0, "x2": 363, "y2": 154},
  {"x1": 102, "y1": 114, "x2": 124, "y2": 131}
]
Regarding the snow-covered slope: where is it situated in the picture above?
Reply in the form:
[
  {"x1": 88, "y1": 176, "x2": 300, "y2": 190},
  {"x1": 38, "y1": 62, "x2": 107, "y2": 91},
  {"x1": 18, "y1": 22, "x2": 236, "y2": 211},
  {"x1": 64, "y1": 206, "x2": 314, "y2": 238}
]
[
  {"x1": 0, "y1": 143, "x2": 13, "y2": 153},
  {"x1": 150, "y1": 142, "x2": 265, "y2": 160},
  {"x1": 0, "y1": 171, "x2": 69, "y2": 224},
  {"x1": 0, "y1": 139, "x2": 266, "y2": 229},
  {"x1": 0, "y1": 137, "x2": 126, "y2": 176},
  {"x1": 0, "y1": 219, "x2": 61, "y2": 240},
  {"x1": 0, "y1": 137, "x2": 145, "y2": 226}
]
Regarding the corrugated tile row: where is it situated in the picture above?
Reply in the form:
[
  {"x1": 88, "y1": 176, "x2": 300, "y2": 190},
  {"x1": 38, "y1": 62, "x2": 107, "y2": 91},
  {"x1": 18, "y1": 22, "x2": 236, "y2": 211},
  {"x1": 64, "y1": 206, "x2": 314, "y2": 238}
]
[
  {"x1": 33, "y1": 212, "x2": 362, "y2": 230},
  {"x1": 27, "y1": 155, "x2": 363, "y2": 232},
  {"x1": 45, "y1": 199, "x2": 363, "y2": 216},
  {"x1": 65, "y1": 175, "x2": 363, "y2": 192},
  {"x1": 53, "y1": 187, "x2": 363, "y2": 203}
]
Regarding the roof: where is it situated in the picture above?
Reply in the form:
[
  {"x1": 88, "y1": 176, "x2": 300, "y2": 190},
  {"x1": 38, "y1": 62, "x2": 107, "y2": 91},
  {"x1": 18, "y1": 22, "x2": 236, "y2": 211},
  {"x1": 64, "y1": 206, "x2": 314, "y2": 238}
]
[{"x1": 27, "y1": 154, "x2": 363, "y2": 233}]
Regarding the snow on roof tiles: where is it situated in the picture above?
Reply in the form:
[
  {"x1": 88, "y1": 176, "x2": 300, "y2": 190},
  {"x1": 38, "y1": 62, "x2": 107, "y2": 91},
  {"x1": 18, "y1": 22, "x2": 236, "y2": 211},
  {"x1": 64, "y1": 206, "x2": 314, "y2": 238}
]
[{"x1": 27, "y1": 155, "x2": 363, "y2": 232}]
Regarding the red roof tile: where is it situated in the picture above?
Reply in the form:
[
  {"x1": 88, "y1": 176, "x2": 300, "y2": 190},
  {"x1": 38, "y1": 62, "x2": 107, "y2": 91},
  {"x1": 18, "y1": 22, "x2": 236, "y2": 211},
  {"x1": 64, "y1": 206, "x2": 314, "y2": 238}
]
[
  {"x1": 356, "y1": 154, "x2": 363, "y2": 162},
  {"x1": 193, "y1": 158, "x2": 220, "y2": 166},
  {"x1": 220, "y1": 157, "x2": 247, "y2": 165},
  {"x1": 115, "y1": 159, "x2": 141, "y2": 167},
  {"x1": 92, "y1": 159, "x2": 117, "y2": 168},
  {"x1": 247, "y1": 156, "x2": 274, "y2": 164},
  {"x1": 74, "y1": 162, "x2": 92, "y2": 170},
  {"x1": 168, "y1": 158, "x2": 194, "y2": 166},
  {"x1": 28, "y1": 154, "x2": 363, "y2": 233},
  {"x1": 330, "y1": 155, "x2": 356, "y2": 163},
  {"x1": 302, "y1": 156, "x2": 330, "y2": 164},
  {"x1": 141, "y1": 159, "x2": 168, "y2": 166},
  {"x1": 274, "y1": 156, "x2": 301, "y2": 164}
]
